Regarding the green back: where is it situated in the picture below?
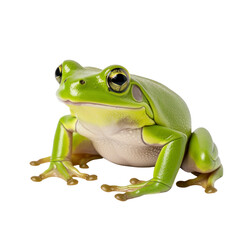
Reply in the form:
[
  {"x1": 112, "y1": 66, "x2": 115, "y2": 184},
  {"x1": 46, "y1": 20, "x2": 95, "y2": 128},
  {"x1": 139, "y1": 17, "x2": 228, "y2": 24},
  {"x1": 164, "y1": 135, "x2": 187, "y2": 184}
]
[{"x1": 131, "y1": 74, "x2": 191, "y2": 137}]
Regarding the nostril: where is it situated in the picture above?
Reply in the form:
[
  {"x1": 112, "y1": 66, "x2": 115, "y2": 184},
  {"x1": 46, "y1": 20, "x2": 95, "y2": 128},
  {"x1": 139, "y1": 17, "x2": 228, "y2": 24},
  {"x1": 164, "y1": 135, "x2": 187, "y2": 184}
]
[
  {"x1": 79, "y1": 80, "x2": 86, "y2": 85},
  {"x1": 64, "y1": 78, "x2": 67, "y2": 83}
]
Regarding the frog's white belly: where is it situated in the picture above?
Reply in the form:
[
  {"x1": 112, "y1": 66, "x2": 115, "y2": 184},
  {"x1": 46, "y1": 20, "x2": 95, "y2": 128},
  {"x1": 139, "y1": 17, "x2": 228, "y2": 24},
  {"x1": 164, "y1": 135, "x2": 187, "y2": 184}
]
[{"x1": 76, "y1": 121, "x2": 161, "y2": 167}]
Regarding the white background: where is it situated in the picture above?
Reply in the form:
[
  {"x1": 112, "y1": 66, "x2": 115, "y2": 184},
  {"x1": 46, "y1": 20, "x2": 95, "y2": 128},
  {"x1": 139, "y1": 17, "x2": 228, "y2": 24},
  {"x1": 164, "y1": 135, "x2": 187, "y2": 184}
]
[{"x1": 1, "y1": 0, "x2": 239, "y2": 239}]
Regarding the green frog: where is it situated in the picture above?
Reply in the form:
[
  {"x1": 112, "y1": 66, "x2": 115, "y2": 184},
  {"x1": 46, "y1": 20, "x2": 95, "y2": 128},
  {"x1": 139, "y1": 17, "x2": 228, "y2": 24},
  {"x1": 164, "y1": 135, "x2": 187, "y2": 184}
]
[{"x1": 30, "y1": 60, "x2": 223, "y2": 201}]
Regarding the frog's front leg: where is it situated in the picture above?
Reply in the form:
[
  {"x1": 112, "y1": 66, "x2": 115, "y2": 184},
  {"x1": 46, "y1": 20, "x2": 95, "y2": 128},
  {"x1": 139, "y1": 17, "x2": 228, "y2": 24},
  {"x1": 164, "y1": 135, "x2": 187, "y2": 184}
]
[
  {"x1": 101, "y1": 125, "x2": 187, "y2": 201},
  {"x1": 30, "y1": 153, "x2": 100, "y2": 169},
  {"x1": 31, "y1": 115, "x2": 101, "y2": 185}
]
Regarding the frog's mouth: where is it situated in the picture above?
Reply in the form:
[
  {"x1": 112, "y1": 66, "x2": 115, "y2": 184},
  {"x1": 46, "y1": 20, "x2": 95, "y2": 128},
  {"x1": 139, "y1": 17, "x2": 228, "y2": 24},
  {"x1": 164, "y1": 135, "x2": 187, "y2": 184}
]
[
  {"x1": 61, "y1": 99, "x2": 144, "y2": 110},
  {"x1": 60, "y1": 99, "x2": 155, "y2": 127}
]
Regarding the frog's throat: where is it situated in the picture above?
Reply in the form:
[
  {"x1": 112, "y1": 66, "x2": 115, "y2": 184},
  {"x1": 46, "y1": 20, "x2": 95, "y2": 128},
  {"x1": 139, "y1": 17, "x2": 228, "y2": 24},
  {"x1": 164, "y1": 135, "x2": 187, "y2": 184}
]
[{"x1": 60, "y1": 99, "x2": 155, "y2": 127}]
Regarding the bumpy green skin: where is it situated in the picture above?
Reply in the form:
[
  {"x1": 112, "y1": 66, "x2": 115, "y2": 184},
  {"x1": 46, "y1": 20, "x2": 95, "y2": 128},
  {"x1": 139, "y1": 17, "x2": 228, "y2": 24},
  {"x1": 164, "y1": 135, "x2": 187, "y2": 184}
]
[{"x1": 31, "y1": 60, "x2": 223, "y2": 201}]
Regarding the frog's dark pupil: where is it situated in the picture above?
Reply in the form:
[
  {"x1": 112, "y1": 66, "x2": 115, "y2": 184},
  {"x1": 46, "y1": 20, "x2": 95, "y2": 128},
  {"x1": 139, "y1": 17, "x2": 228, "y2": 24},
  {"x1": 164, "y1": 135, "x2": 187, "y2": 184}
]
[
  {"x1": 111, "y1": 74, "x2": 127, "y2": 85},
  {"x1": 55, "y1": 67, "x2": 62, "y2": 78}
]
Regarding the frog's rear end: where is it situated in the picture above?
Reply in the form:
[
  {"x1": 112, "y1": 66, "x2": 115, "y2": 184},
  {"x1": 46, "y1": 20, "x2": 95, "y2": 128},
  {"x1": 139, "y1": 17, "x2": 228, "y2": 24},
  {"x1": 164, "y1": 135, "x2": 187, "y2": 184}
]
[{"x1": 178, "y1": 127, "x2": 223, "y2": 193}]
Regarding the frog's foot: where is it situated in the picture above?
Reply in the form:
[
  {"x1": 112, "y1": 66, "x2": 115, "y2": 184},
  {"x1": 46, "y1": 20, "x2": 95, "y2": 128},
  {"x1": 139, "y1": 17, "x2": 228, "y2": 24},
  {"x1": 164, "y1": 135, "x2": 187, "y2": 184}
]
[
  {"x1": 101, "y1": 178, "x2": 170, "y2": 201},
  {"x1": 31, "y1": 160, "x2": 97, "y2": 185},
  {"x1": 101, "y1": 178, "x2": 146, "y2": 193},
  {"x1": 30, "y1": 157, "x2": 51, "y2": 166},
  {"x1": 30, "y1": 154, "x2": 102, "y2": 169},
  {"x1": 70, "y1": 154, "x2": 102, "y2": 169},
  {"x1": 176, "y1": 165, "x2": 223, "y2": 193}
]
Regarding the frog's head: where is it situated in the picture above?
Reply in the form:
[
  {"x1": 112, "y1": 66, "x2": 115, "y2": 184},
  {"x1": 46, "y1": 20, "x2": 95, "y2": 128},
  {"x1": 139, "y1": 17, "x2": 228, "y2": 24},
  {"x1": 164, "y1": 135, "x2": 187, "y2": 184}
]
[{"x1": 55, "y1": 60, "x2": 153, "y2": 118}]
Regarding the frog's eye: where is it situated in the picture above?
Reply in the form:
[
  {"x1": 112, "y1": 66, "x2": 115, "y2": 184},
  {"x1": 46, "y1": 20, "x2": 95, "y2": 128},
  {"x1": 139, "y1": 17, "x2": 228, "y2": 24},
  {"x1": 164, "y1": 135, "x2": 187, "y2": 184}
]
[
  {"x1": 55, "y1": 65, "x2": 62, "y2": 84},
  {"x1": 107, "y1": 68, "x2": 130, "y2": 93}
]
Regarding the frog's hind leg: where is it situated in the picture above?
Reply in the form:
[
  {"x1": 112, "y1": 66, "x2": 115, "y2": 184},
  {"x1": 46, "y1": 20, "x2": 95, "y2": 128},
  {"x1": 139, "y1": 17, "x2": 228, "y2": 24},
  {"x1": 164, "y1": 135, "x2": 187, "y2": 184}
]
[
  {"x1": 177, "y1": 166, "x2": 223, "y2": 193},
  {"x1": 70, "y1": 132, "x2": 102, "y2": 168},
  {"x1": 70, "y1": 153, "x2": 102, "y2": 169},
  {"x1": 177, "y1": 128, "x2": 223, "y2": 193}
]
